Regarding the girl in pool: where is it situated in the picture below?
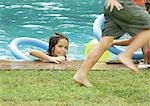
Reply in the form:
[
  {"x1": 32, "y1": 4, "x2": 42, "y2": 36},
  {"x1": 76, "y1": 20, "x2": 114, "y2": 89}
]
[{"x1": 30, "y1": 33, "x2": 69, "y2": 64}]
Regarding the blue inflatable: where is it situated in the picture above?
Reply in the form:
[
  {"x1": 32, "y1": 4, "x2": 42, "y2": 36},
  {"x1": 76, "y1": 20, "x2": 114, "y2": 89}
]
[
  {"x1": 9, "y1": 37, "x2": 48, "y2": 60},
  {"x1": 93, "y1": 14, "x2": 143, "y2": 59}
]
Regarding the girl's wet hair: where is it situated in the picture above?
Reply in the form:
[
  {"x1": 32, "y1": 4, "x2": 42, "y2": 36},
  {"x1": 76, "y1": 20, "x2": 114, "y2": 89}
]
[{"x1": 47, "y1": 32, "x2": 69, "y2": 57}]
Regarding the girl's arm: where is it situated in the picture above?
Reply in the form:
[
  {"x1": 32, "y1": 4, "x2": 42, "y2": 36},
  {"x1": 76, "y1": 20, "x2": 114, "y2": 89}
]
[{"x1": 30, "y1": 50, "x2": 65, "y2": 64}]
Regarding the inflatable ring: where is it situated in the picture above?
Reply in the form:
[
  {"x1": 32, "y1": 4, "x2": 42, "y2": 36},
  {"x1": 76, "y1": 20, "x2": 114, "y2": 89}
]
[
  {"x1": 93, "y1": 14, "x2": 143, "y2": 59},
  {"x1": 9, "y1": 37, "x2": 48, "y2": 60},
  {"x1": 85, "y1": 39, "x2": 111, "y2": 62}
]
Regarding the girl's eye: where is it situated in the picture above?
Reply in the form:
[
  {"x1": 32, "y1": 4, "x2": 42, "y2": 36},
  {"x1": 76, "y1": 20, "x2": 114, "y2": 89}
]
[
  {"x1": 58, "y1": 45, "x2": 68, "y2": 50},
  {"x1": 58, "y1": 45, "x2": 63, "y2": 48}
]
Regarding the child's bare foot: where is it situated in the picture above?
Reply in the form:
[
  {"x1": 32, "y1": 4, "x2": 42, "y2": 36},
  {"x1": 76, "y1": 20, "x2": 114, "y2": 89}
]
[
  {"x1": 118, "y1": 53, "x2": 140, "y2": 74},
  {"x1": 73, "y1": 74, "x2": 93, "y2": 87}
]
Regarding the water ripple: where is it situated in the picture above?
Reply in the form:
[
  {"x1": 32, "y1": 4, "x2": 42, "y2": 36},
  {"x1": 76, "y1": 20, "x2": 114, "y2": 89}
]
[{"x1": 22, "y1": 24, "x2": 51, "y2": 30}]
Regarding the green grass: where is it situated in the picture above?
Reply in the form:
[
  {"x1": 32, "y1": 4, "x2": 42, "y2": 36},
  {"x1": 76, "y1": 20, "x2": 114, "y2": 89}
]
[{"x1": 0, "y1": 69, "x2": 150, "y2": 106}]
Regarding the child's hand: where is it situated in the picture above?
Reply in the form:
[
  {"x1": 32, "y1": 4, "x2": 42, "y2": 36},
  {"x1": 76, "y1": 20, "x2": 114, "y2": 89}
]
[
  {"x1": 105, "y1": 0, "x2": 123, "y2": 12},
  {"x1": 48, "y1": 56, "x2": 66, "y2": 64}
]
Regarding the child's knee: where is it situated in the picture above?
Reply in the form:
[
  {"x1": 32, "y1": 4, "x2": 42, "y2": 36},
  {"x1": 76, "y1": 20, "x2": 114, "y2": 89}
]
[{"x1": 100, "y1": 37, "x2": 114, "y2": 49}]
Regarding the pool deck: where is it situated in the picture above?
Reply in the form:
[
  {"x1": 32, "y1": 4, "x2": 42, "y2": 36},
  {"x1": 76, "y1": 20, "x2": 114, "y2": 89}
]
[{"x1": 0, "y1": 60, "x2": 129, "y2": 70}]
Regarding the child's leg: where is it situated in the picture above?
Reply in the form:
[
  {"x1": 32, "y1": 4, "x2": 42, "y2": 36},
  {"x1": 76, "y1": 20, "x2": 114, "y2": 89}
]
[
  {"x1": 73, "y1": 36, "x2": 114, "y2": 87},
  {"x1": 113, "y1": 35, "x2": 150, "y2": 64},
  {"x1": 118, "y1": 29, "x2": 150, "y2": 73}
]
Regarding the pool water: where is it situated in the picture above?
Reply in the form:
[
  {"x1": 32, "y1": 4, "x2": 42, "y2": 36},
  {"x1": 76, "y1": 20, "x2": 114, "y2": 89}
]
[{"x1": 0, "y1": 0, "x2": 104, "y2": 60}]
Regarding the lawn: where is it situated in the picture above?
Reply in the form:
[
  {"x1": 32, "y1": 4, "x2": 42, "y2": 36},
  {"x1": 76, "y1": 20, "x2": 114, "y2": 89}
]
[{"x1": 0, "y1": 69, "x2": 150, "y2": 106}]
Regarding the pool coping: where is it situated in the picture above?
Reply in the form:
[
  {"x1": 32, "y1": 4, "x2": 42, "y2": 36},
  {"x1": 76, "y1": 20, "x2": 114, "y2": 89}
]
[{"x1": 0, "y1": 60, "x2": 129, "y2": 70}]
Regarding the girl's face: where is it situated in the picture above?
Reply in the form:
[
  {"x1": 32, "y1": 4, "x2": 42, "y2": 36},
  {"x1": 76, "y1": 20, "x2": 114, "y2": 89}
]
[{"x1": 53, "y1": 39, "x2": 69, "y2": 57}]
